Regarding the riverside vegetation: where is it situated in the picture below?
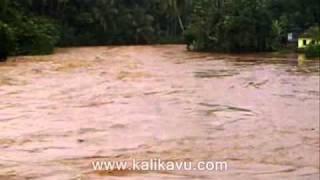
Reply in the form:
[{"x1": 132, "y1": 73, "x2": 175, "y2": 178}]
[{"x1": 0, "y1": 0, "x2": 319, "y2": 60}]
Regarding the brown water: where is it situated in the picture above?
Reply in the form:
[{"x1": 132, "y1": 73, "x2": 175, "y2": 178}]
[{"x1": 0, "y1": 45, "x2": 319, "y2": 180}]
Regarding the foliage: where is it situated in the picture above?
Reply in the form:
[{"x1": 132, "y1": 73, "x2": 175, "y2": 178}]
[
  {"x1": 305, "y1": 44, "x2": 320, "y2": 59},
  {"x1": 21, "y1": 0, "x2": 193, "y2": 46},
  {"x1": 1, "y1": 0, "x2": 320, "y2": 59},
  {"x1": 185, "y1": 0, "x2": 281, "y2": 52},
  {"x1": 0, "y1": 21, "x2": 16, "y2": 60},
  {"x1": 185, "y1": 0, "x2": 320, "y2": 52},
  {"x1": 1, "y1": 0, "x2": 193, "y2": 58},
  {"x1": 13, "y1": 17, "x2": 60, "y2": 55}
]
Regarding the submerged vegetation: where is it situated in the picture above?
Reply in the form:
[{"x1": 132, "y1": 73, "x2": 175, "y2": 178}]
[{"x1": 0, "y1": 0, "x2": 319, "y2": 60}]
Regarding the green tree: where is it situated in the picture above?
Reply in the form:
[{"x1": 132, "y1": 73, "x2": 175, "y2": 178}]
[
  {"x1": 0, "y1": 21, "x2": 15, "y2": 60},
  {"x1": 185, "y1": 0, "x2": 281, "y2": 52}
]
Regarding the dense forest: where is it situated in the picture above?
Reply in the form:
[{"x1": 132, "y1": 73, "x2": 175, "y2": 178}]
[{"x1": 0, "y1": 0, "x2": 319, "y2": 60}]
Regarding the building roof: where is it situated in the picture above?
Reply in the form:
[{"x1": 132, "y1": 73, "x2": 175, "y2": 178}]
[{"x1": 299, "y1": 26, "x2": 320, "y2": 39}]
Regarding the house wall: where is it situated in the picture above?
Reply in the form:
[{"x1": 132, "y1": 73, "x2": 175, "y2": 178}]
[{"x1": 298, "y1": 38, "x2": 313, "y2": 48}]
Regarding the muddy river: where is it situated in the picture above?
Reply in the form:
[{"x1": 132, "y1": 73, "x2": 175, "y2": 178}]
[{"x1": 0, "y1": 45, "x2": 319, "y2": 180}]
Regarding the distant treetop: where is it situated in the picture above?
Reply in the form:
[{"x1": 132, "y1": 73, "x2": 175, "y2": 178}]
[{"x1": 300, "y1": 26, "x2": 320, "y2": 39}]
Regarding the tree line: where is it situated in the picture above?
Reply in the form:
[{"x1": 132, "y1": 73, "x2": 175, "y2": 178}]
[
  {"x1": 185, "y1": 0, "x2": 319, "y2": 52},
  {"x1": 1, "y1": 0, "x2": 319, "y2": 60}
]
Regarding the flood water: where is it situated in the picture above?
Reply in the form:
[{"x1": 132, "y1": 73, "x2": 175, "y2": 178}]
[{"x1": 0, "y1": 45, "x2": 319, "y2": 180}]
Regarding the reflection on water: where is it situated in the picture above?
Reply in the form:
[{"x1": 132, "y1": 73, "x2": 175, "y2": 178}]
[
  {"x1": 0, "y1": 45, "x2": 319, "y2": 180},
  {"x1": 298, "y1": 54, "x2": 306, "y2": 66}
]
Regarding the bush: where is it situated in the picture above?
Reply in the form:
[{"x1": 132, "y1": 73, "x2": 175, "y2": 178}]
[
  {"x1": 0, "y1": 21, "x2": 16, "y2": 60},
  {"x1": 305, "y1": 44, "x2": 320, "y2": 59},
  {"x1": 14, "y1": 17, "x2": 60, "y2": 55}
]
